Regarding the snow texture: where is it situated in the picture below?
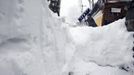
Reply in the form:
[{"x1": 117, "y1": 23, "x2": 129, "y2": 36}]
[
  {"x1": 0, "y1": 0, "x2": 134, "y2": 75},
  {"x1": 0, "y1": 0, "x2": 73, "y2": 75},
  {"x1": 67, "y1": 18, "x2": 134, "y2": 75},
  {"x1": 60, "y1": 0, "x2": 82, "y2": 25}
]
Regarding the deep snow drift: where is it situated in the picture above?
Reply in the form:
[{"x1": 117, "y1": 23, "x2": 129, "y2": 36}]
[
  {"x1": 0, "y1": 0, "x2": 74, "y2": 75},
  {"x1": 70, "y1": 19, "x2": 134, "y2": 66},
  {"x1": 66, "y1": 18, "x2": 134, "y2": 75}
]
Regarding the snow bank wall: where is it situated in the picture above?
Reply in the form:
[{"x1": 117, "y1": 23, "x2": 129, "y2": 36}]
[
  {"x1": 0, "y1": 0, "x2": 72, "y2": 75},
  {"x1": 67, "y1": 19, "x2": 134, "y2": 75},
  {"x1": 0, "y1": 0, "x2": 42, "y2": 44},
  {"x1": 69, "y1": 19, "x2": 134, "y2": 70}
]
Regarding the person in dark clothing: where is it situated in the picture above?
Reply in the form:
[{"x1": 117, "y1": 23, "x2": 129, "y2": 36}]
[{"x1": 125, "y1": 0, "x2": 134, "y2": 31}]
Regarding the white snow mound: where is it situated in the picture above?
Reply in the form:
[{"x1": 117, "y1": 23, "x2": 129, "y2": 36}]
[{"x1": 69, "y1": 18, "x2": 134, "y2": 67}]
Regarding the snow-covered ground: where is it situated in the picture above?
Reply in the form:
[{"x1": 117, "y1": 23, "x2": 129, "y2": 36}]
[
  {"x1": 65, "y1": 18, "x2": 134, "y2": 75},
  {"x1": 0, "y1": 0, "x2": 134, "y2": 75}
]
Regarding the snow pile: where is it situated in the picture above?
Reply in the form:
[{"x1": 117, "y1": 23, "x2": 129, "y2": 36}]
[
  {"x1": 71, "y1": 60, "x2": 133, "y2": 75},
  {"x1": 0, "y1": 0, "x2": 46, "y2": 75},
  {"x1": 0, "y1": 0, "x2": 74, "y2": 75},
  {"x1": 65, "y1": 58, "x2": 132, "y2": 75},
  {"x1": 70, "y1": 18, "x2": 133, "y2": 66},
  {"x1": 68, "y1": 18, "x2": 134, "y2": 74}
]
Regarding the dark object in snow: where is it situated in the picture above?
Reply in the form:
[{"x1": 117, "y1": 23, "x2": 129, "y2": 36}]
[
  {"x1": 78, "y1": 8, "x2": 91, "y2": 22},
  {"x1": 78, "y1": 8, "x2": 97, "y2": 27},
  {"x1": 119, "y1": 65, "x2": 129, "y2": 72},
  {"x1": 125, "y1": 0, "x2": 134, "y2": 31},
  {"x1": 68, "y1": 72, "x2": 74, "y2": 75},
  {"x1": 86, "y1": 15, "x2": 97, "y2": 27},
  {"x1": 48, "y1": 0, "x2": 60, "y2": 16},
  {"x1": 132, "y1": 47, "x2": 134, "y2": 51},
  {"x1": 132, "y1": 46, "x2": 134, "y2": 51}
]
